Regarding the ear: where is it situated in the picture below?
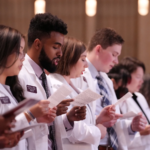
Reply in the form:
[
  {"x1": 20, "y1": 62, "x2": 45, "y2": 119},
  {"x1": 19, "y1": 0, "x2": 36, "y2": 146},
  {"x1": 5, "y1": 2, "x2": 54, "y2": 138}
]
[
  {"x1": 33, "y1": 38, "x2": 42, "y2": 51},
  {"x1": 95, "y1": 45, "x2": 102, "y2": 54}
]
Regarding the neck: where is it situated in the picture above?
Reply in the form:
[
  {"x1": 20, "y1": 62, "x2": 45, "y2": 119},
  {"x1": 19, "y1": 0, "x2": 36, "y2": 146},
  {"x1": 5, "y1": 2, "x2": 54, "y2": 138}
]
[
  {"x1": 87, "y1": 53, "x2": 100, "y2": 72},
  {"x1": 63, "y1": 75, "x2": 71, "y2": 84},
  {"x1": 27, "y1": 49, "x2": 41, "y2": 68},
  {"x1": 0, "y1": 73, "x2": 7, "y2": 85}
]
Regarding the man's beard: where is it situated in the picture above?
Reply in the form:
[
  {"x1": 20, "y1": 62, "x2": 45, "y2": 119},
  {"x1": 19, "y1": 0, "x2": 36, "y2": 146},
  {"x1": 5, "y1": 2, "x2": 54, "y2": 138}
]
[{"x1": 39, "y1": 48, "x2": 59, "y2": 73}]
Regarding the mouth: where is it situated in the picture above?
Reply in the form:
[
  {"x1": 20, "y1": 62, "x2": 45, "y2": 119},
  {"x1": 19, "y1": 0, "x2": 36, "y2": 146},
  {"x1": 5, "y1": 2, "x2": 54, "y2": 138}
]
[
  {"x1": 81, "y1": 70, "x2": 85, "y2": 74},
  {"x1": 138, "y1": 85, "x2": 141, "y2": 89},
  {"x1": 53, "y1": 58, "x2": 60, "y2": 66},
  {"x1": 110, "y1": 65, "x2": 114, "y2": 69},
  {"x1": 19, "y1": 64, "x2": 23, "y2": 70}
]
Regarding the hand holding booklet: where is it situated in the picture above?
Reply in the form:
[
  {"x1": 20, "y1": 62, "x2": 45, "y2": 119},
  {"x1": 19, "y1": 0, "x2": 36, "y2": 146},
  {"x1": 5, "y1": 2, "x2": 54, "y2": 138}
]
[
  {"x1": 2, "y1": 98, "x2": 39, "y2": 118},
  {"x1": 73, "y1": 88, "x2": 102, "y2": 106}
]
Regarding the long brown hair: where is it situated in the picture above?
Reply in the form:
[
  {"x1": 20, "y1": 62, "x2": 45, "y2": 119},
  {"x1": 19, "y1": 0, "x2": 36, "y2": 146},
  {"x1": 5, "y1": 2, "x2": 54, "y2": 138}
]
[
  {"x1": 56, "y1": 37, "x2": 86, "y2": 75},
  {"x1": 0, "y1": 25, "x2": 25, "y2": 102}
]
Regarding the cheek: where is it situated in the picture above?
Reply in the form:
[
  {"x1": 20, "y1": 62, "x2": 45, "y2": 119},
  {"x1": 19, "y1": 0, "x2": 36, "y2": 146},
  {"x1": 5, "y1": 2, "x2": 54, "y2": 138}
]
[
  {"x1": 11, "y1": 60, "x2": 20, "y2": 72},
  {"x1": 101, "y1": 53, "x2": 113, "y2": 65},
  {"x1": 75, "y1": 61, "x2": 83, "y2": 73},
  {"x1": 129, "y1": 78, "x2": 138, "y2": 89},
  {"x1": 6, "y1": 55, "x2": 16, "y2": 68}
]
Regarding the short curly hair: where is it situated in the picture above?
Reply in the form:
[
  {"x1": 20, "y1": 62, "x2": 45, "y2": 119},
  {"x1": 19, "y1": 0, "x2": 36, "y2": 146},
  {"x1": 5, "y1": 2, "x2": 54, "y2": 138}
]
[{"x1": 28, "y1": 13, "x2": 68, "y2": 47}]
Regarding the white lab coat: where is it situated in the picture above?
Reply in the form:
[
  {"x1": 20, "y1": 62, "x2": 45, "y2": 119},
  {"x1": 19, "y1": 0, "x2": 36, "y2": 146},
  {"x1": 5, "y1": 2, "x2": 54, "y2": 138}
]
[
  {"x1": 50, "y1": 73, "x2": 101, "y2": 150},
  {"x1": 72, "y1": 67, "x2": 138, "y2": 150},
  {"x1": 18, "y1": 56, "x2": 67, "y2": 150},
  {"x1": 120, "y1": 92, "x2": 150, "y2": 150},
  {"x1": 0, "y1": 83, "x2": 32, "y2": 150}
]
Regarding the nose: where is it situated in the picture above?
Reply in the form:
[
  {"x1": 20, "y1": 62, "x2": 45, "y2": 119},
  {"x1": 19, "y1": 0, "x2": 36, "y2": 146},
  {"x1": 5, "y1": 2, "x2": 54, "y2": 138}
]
[
  {"x1": 84, "y1": 60, "x2": 88, "y2": 68},
  {"x1": 114, "y1": 57, "x2": 119, "y2": 64},
  {"x1": 22, "y1": 57, "x2": 25, "y2": 62},
  {"x1": 140, "y1": 78, "x2": 144, "y2": 85},
  {"x1": 57, "y1": 48, "x2": 63, "y2": 57}
]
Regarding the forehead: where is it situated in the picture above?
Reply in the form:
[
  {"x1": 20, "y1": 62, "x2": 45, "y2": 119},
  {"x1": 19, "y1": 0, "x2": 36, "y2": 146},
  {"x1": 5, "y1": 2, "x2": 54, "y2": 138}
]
[
  {"x1": 133, "y1": 67, "x2": 144, "y2": 74},
  {"x1": 81, "y1": 51, "x2": 87, "y2": 57},
  {"x1": 105, "y1": 44, "x2": 122, "y2": 55},
  {"x1": 43, "y1": 31, "x2": 64, "y2": 45}
]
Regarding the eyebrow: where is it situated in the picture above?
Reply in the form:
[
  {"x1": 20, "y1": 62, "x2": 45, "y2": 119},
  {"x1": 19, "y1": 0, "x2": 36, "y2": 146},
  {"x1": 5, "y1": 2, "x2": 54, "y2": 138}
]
[
  {"x1": 54, "y1": 42, "x2": 62, "y2": 46},
  {"x1": 81, "y1": 55, "x2": 87, "y2": 57}
]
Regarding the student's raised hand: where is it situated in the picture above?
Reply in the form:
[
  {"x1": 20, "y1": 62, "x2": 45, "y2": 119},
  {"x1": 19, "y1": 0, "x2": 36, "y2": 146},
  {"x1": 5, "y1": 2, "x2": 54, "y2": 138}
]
[
  {"x1": 0, "y1": 131, "x2": 24, "y2": 148},
  {"x1": 29, "y1": 100, "x2": 51, "y2": 118},
  {"x1": 96, "y1": 105, "x2": 122, "y2": 126},
  {"x1": 140, "y1": 125, "x2": 150, "y2": 135},
  {"x1": 37, "y1": 107, "x2": 57, "y2": 123},
  {"x1": 56, "y1": 99, "x2": 74, "y2": 116},
  {"x1": 67, "y1": 106, "x2": 86, "y2": 124},
  {"x1": 131, "y1": 112, "x2": 147, "y2": 132}
]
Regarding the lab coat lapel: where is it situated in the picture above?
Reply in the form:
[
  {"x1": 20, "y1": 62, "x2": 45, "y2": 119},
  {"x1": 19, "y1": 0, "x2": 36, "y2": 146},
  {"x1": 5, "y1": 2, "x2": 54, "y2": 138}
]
[{"x1": 23, "y1": 57, "x2": 47, "y2": 99}]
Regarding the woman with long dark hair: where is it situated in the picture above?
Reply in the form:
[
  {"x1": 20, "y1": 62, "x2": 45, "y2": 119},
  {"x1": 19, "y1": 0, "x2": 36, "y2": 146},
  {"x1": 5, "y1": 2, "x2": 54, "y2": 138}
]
[{"x1": 0, "y1": 25, "x2": 53, "y2": 150}]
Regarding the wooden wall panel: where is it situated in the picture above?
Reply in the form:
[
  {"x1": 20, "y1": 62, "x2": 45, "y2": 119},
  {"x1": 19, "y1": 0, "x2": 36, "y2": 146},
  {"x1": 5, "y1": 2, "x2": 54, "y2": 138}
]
[
  {"x1": 96, "y1": 0, "x2": 138, "y2": 60},
  {"x1": 46, "y1": 0, "x2": 86, "y2": 43},
  {"x1": 1, "y1": 0, "x2": 148, "y2": 72}
]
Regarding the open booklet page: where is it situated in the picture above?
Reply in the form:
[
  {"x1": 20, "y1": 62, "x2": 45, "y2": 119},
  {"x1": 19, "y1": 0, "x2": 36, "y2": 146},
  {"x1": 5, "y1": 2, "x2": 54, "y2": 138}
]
[
  {"x1": 121, "y1": 111, "x2": 138, "y2": 119},
  {"x1": 72, "y1": 88, "x2": 102, "y2": 106},
  {"x1": 114, "y1": 92, "x2": 132, "y2": 106},
  {"x1": 48, "y1": 84, "x2": 73, "y2": 108}
]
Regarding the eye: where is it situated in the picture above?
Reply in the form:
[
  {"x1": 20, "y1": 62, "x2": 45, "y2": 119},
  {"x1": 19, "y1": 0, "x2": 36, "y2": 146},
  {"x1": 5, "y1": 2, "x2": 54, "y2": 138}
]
[
  {"x1": 53, "y1": 46, "x2": 58, "y2": 49},
  {"x1": 112, "y1": 53, "x2": 117, "y2": 57}
]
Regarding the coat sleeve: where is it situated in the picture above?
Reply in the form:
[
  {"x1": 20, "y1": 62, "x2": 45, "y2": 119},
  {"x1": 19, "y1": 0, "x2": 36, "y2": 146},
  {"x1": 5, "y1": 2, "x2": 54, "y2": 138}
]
[
  {"x1": 64, "y1": 105, "x2": 101, "y2": 146},
  {"x1": 67, "y1": 120, "x2": 101, "y2": 146}
]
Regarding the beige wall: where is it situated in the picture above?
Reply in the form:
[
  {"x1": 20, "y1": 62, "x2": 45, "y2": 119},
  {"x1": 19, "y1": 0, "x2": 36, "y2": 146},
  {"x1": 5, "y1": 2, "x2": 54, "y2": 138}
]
[{"x1": 0, "y1": 0, "x2": 149, "y2": 72}]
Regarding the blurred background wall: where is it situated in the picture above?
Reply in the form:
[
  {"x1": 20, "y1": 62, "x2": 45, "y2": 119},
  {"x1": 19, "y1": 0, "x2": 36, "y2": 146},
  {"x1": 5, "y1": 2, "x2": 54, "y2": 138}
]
[{"x1": 0, "y1": 0, "x2": 150, "y2": 73}]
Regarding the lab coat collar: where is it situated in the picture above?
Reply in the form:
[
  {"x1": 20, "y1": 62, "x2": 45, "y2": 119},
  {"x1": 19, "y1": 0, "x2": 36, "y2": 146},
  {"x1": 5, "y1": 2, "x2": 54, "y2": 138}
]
[
  {"x1": 86, "y1": 58, "x2": 99, "y2": 79},
  {"x1": 25, "y1": 54, "x2": 43, "y2": 78}
]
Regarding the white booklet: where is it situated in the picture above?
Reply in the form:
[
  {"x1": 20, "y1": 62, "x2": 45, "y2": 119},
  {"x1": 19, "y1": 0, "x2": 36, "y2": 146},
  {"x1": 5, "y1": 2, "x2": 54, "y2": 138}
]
[
  {"x1": 2, "y1": 98, "x2": 39, "y2": 118},
  {"x1": 73, "y1": 88, "x2": 102, "y2": 106},
  {"x1": 114, "y1": 92, "x2": 133, "y2": 106},
  {"x1": 121, "y1": 111, "x2": 138, "y2": 119},
  {"x1": 48, "y1": 84, "x2": 73, "y2": 108}
]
